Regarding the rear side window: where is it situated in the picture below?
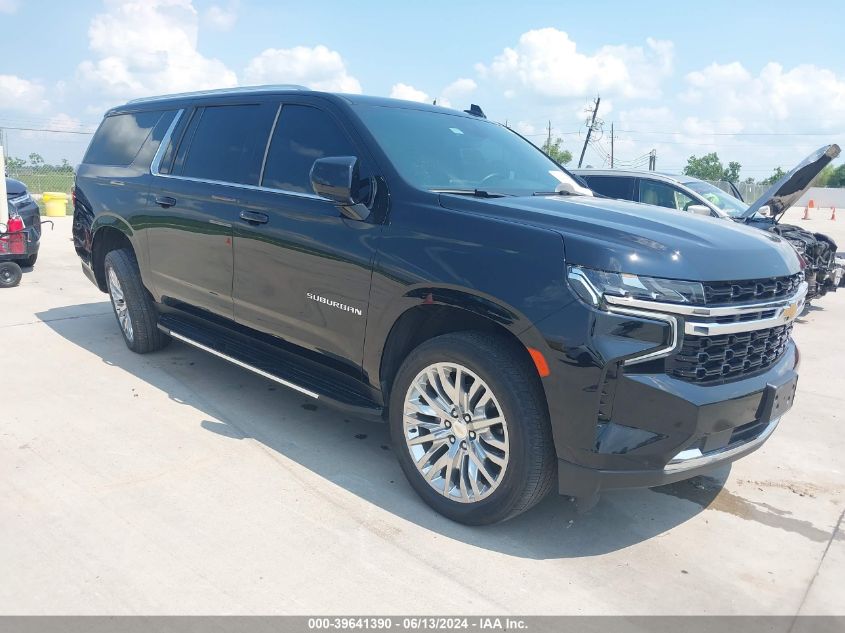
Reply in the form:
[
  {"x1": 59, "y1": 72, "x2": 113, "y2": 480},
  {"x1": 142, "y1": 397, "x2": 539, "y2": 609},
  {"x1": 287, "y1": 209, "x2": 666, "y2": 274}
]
[
  {"x1": 262, "y1": 105, "x2": 356, "y2": 193},
  {"x1": 582, "y1": 175, "x2": 635, "y2": 201},
  {"x1": 638, "y1": 179, "x2": 695, "y2": 211},
  {"x1": 84, "y1": 111, "x2": 163, "y2": 166},
  {"x1": 179, "y1": 105, "x2": 266, "y2": 185}
]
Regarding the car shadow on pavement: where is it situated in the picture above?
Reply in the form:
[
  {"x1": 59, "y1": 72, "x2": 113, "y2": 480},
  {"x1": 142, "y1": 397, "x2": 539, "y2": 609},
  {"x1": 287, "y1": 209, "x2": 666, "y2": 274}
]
[{"x1": 37, "y1": 302, "x2": 727, "y2": 560}]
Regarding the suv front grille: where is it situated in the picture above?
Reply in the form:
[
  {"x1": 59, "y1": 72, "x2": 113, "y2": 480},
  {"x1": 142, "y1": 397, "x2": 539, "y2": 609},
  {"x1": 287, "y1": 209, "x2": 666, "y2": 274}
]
[
  {"x1": 702, "y1": 273, "x2": 802, "y2": 305},
  {"x1": 666, "y1": 324, "x2": 792, "y2": 383}
]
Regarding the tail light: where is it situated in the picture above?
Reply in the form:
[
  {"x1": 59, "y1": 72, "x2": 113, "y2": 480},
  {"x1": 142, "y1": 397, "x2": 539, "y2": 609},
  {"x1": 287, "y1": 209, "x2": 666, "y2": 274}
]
[{"x1": 5, "y1": 214, "x2": 26, "y2": 255}]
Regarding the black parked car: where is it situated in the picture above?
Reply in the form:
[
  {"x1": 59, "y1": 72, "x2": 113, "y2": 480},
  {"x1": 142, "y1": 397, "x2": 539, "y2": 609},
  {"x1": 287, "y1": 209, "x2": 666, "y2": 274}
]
[
  {"x1": 74, "y1": 87, "x2": 805, "y2": 524},
  {"x1": 4, "y1": 176, "x2": 41, "y2": 267},
  {"x1": 573, "y1": 149, "x2": 843, "y2": 300}
]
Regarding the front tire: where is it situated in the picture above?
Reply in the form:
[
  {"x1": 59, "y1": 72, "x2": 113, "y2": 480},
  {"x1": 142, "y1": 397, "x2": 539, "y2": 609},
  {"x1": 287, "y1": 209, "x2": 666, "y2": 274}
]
[
  {"x1": 389, "y1": 331, "x2": 556, "y2": 525},
  {"x1": 104, "y1": 248, "x2": 170, "y2": 353}
]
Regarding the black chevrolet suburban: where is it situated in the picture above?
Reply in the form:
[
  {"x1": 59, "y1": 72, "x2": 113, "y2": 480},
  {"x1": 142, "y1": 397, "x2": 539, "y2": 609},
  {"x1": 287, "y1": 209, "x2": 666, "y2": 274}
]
[{"x1": 73, "y1": 86, "x2": 805, "y2": 524}]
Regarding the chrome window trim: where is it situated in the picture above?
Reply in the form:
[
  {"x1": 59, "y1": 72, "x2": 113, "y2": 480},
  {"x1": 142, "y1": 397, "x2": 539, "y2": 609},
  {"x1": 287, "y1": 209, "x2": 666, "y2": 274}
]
[
  {"x1": 149, "y1": 105, "x2": 330, "y2": 203},
  {"x1": 149, "y1": 109, "x2": 184, "y2": 175},
  {"x1": 259, "y1": 104, "x2": 282, "y2": 185}
]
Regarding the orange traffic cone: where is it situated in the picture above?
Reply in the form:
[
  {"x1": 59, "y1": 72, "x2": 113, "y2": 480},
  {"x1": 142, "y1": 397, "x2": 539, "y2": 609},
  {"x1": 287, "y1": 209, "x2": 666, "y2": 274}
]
[
  {"x1": 803, "y1": 199, "x2": 815, "y2": 220},
  {"x1": 832, "y1": 207, "x2": 837, "y2": 221}
]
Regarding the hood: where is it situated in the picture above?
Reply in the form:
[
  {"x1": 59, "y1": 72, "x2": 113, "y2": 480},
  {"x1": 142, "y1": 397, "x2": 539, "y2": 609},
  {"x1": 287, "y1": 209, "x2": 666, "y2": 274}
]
[
  {"x1": 439, "y1": 193, "x2": 802, "y2": 282},
  {"x1": 5, "y1": 177, "x2": 27, "y2": 197},
  {"x1": 742, "y1": 144, "x2": 841, "y2": 221}
]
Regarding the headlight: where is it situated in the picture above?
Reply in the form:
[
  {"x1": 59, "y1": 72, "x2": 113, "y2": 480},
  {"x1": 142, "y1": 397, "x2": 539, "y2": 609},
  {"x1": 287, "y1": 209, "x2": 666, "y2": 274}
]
[
  {"x1": 8, "y1": 193, "x2": 33, "y2": 206},
  {"x1": 568, "y1": 265, "x2": 705, "y2": 307}
]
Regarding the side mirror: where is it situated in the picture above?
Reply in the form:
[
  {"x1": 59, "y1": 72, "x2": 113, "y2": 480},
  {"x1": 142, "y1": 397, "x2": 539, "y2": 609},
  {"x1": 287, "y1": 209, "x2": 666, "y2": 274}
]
[
  {"x1": 310, "y1": 156, "x2": 369, "y2": 221},
  {"x1": 757, "y1": 205, "x2": 771, "y2": 216},
  {"x1": 687, "y1": 204, "x2": 713, "y2": 216}
]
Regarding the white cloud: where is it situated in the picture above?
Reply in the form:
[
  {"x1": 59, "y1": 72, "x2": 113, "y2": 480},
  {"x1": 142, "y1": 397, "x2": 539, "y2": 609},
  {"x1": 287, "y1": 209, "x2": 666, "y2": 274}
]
[
  {"x1": 388, "y1": 78, "x2": 476, "y2": 107},
  {"x1": 514, "y1": 120, "x2": 538, "y2": 136},
  {"x1": 76, "y1": 0, "x2": 237, "y2": 102},
  {"x1": 476, "y1": 28, "x2": 673, "y2": 100},
  {"x1": 0, "y1": 75, "x2": 49, "y2": 112},
  {"x1": 441, "y1": 77, "x2": 476, "y2": 100},
  {"x1": 203, "y1": 2, "x2": 238, "y2": 31},
  {"x1": 244, "y1": 45, "x2": 361, "y2": 93},
  {"x1": 389, "y1": 83, "x2": 429, "y2": 103},
  {"x1": 681, "y1": 61, "x2": 845, "y2": 131},
  {"x1": 0, "y1": 0, "x2": 19, "y2": 13}
]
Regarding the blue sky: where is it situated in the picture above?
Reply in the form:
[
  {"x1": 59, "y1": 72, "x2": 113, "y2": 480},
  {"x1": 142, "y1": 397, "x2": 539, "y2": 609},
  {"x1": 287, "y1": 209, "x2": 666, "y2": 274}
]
[{"x1": 1, "y1": 0, "x2": 843, "y2": 177}]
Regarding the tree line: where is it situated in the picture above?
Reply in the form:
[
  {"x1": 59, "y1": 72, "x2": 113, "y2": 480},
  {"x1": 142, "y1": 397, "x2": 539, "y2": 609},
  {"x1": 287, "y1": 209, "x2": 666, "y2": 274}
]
[
  {"x1": 4, "y1": 153, "x2": 74, "y2": 173},
  {"x1": 682, "y1": 152, "x2": 844, "y2": 187},
  {"x1": 537, "y1": 138, "x2": 844, "y2": 187}
]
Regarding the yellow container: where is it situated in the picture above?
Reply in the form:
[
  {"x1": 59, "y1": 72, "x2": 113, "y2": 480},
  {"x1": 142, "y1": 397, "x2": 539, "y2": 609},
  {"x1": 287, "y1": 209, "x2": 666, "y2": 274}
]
[{"x1": 42, "y1": 191, "x2": 69, "y2": 217}]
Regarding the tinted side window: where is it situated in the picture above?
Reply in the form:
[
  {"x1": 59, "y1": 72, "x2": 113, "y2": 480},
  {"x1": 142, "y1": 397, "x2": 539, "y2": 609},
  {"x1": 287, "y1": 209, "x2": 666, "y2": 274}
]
[
  {"x1": 262, "y1": 105, "x2": 355, "y2": 193},
  {"x1": 180, "y1": 105, "x2": 265, "y2": 185},
  {"x1": 133, "y1": 111, "x2": 177, "y2": 169},
  {"x1": 84, "y1": 111, "x2": 163, "y2": 166},
  {"x1": 639, "y1": 179, "x2": 694, "y2": 211},
  {"x1": 582, "y1": 175, "x2": 635, "y2": 200}
]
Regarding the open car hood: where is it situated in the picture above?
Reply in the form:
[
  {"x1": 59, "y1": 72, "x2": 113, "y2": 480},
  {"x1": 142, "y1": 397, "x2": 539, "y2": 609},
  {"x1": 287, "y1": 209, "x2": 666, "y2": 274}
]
[{"x1": 742, "y1": 144, "x2": 841, "y2": 221}]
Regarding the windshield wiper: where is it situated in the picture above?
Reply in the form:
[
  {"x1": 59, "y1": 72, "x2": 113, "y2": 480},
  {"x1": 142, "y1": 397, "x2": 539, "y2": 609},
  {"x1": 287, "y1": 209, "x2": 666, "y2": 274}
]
[
  {"x1": 534, "y1": 189, "x2": 606, "y2": 198},
  {"x1": 431, "y1": 189, "x2": 511, "y2": 198}
]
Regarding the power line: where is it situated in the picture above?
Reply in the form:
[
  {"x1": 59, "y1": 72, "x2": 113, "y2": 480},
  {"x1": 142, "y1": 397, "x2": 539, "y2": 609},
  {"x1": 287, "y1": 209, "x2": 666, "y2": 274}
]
[
  {"x1": 614, "y1": 129, "x2": 842, "y2": 137},
  {"x1": 1, "y1": 126, "x2": 94, "y2": 135}
]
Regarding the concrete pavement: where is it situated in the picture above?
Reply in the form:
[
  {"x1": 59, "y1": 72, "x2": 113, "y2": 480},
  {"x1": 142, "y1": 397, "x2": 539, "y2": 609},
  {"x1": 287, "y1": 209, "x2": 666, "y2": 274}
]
[{"x1": 0, "y1": 216, "x2": 842, "y2": 615}]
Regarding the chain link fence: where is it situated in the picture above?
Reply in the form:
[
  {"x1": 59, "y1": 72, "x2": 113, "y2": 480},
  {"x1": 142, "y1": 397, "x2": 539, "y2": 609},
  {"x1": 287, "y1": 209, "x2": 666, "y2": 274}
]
[
  {"x1": 5, "y1": 164, "x2": 75, "y2": 215},
  {"x1": 706, "y1": 179, "x2": 770, "y2": 203}
]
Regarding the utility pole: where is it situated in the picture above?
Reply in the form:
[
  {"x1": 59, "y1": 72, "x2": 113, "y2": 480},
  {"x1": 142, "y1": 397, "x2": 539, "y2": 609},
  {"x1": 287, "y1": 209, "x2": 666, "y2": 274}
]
[
  {"x1": 577, "y1": 96, "x2": 601, "y2": 168},
  {"x1": 546, "y1": 120, "x2": 552, "y2": 151},
  {"x1": 610, "y1": 122, "x2": 614, "y2": 168},
  {"x1": 0, "y1": 143, "x2": 8, "y2": 226}
]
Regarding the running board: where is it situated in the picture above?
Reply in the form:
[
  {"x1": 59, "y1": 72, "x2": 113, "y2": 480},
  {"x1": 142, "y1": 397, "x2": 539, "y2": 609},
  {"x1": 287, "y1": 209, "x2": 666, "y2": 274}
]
[{"x1": 157, "y1": 313, "x2": 383, "y2": 419}]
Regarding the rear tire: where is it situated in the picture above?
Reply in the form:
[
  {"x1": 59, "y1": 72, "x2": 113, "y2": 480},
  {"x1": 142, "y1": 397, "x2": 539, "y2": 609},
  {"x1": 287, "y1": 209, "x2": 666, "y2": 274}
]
[
  {"x1": 104, "y1": 248, "x2": 170, "y2": 353},
  {"x1": 389, "y1": 331, "x2": 556, "y2": 525},
  {"x1": 0, "y1": 262, "x2": 22, "y2": 288}
]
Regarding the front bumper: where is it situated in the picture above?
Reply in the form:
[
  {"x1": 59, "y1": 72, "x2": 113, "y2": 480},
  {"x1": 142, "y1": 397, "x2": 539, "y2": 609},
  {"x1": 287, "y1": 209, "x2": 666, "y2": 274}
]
[
  {"x1": 532, "y1": 288, "x2": 800, "y2": 500},
  {"x1": 557, "y1": 416, "x2": 780, "y2": 494}
]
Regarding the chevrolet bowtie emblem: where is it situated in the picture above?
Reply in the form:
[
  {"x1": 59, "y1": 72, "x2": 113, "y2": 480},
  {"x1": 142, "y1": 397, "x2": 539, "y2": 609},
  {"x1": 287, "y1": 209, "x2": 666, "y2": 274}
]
[{"x1": 782, "y1": 301, "x2": 800, "y2": 320}]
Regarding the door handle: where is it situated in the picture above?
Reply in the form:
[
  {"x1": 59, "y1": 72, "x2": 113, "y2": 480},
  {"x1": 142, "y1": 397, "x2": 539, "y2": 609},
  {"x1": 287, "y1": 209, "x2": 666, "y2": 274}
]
[
  {"x1": 239, "y1": 210, "x2": 269, "y2": 225},
  {"x1": 154, "y1": 195, "x2": 177, "y2": 208}
]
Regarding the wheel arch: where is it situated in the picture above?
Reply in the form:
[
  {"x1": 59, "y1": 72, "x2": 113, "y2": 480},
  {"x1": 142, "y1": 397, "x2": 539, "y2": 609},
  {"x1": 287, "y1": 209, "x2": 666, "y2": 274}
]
[
  {"x1": 376, "y1": 287, "x2": 548, "y2": 408},
  {"x1": 90, "y1": 216, "x2": 135, "y2": 292}
]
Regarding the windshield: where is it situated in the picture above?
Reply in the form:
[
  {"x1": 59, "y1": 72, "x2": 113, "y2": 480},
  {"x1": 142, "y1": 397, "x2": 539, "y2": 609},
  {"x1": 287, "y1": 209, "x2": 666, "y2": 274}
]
[
  {"x1": 683, "y1": 180, "x2": 749, "y2": 218},
  {"x1": 353, "y1": 105, "x2": 588, "y2": 196}
]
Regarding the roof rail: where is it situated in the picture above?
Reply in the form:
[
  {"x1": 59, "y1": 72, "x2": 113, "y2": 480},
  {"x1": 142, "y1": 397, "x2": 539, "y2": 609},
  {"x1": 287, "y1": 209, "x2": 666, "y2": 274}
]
[{"x1": 127, "y1": 84, "x2": 309, "y2": 104}]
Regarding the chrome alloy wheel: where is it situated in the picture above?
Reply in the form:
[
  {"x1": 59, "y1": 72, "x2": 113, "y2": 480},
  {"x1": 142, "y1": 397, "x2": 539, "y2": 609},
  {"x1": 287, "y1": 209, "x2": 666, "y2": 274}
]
[
  {"x1": 403, "y1": 362, "x2": 510, "y2": 503},
  {"x1": 107, "y1": 266, "x2": 134, "y2": 343}
]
